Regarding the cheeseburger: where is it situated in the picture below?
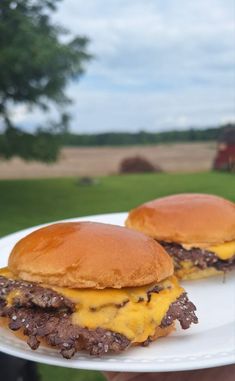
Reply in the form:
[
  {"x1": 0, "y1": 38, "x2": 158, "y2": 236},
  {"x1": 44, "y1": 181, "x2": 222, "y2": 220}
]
[
  {"x1": 0, "y1": 222, "x2": 197, "y2": 358},
  {"x1": 126, "y1": 194, "x2": 235, "y2": 280}
]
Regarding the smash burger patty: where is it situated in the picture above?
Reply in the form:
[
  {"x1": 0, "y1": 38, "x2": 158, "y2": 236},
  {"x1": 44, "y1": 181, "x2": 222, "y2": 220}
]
[
  {"x1": 126, "y1": 193, "x2": 235, "y2": 280},
  {"x1": 0, "y1": 275, "x2": 197, "y2": 358},
  {"x1": 0, "y1": 222, "x2": 198, "y2": 358},
  {"x1": 160, "y1": 242, "x2": 235, "y2": 272}
]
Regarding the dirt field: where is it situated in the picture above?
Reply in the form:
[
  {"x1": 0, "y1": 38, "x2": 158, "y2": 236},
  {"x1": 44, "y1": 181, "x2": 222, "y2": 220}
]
[{"x1": 0, "y1": 142, "x2": 216, "y2": 179}]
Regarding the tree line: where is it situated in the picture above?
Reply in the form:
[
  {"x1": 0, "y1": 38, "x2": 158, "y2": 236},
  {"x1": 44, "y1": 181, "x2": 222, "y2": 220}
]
[{"x1": 60, "y1": 125, "x2": 229, "y2": 147}]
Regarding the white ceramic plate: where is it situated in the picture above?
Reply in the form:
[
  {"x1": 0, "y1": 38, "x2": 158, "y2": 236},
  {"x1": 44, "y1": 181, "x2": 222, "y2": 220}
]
[{"x1": 0, "y1": 213, "x2": 234, "y2": 372}]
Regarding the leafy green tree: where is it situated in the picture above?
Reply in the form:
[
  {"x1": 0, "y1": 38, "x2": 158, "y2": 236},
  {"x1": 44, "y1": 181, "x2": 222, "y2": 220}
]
[{"x1": 0, "y1": 0, "x2": 91, "y2": 161}]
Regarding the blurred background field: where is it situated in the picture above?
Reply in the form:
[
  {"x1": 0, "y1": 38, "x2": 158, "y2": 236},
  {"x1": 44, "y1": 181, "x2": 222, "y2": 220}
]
[{"x1": 0, "y1": 142, "x2": 216, "y2": 179}]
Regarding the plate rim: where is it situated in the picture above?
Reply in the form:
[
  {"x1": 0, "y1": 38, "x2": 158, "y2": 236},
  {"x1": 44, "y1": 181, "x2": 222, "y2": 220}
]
[{"x1": 0, "y1": 334, "x2": 234, "y2": 372}]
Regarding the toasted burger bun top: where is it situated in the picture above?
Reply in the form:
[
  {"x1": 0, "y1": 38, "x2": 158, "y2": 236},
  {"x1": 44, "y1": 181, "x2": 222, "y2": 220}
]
[
  {"x1": 8, "y1": 222, "x2": 173, "y2": 289},
  {"x1": 126, "y1": 193, "x2": 235, "y2": 245}
]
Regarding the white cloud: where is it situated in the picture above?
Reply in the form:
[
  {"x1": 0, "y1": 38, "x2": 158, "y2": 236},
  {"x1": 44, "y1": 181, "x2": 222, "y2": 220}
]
[
  {"x1": 66, "y1": 81, "x2": 235, "y2": 132},
  {"x1": 9, "y1": 104, "x2": 29, "y2": 124},
  {"x1": 9, "y1": 0, "x2": 235, "y2": 132}
]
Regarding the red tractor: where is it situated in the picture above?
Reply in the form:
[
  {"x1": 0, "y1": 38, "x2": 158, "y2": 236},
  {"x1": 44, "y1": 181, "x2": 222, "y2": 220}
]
[{"x1": 213, "y1": 126, "x2": 235, "y2": 172}]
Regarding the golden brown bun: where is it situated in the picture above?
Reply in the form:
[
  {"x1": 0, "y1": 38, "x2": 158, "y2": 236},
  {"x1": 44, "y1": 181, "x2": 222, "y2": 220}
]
[
  {"x1": 175, "y1": 266, "x2": 222, "y2": 280},
  {"x1": 8, "y1": 222, "x2": 173, "y2": 289},
  {"x1": 126, "y1": 193, "x2": 235, "y2": 245}
]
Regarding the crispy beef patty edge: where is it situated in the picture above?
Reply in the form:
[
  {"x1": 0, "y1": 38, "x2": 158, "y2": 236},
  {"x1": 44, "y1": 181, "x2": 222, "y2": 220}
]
[
  {"x1": 160, "y1": 242, "x2": 235, "y2": 272},
  {"x1": 0, "y1": 275, "x2": 198, "y2": 358}
]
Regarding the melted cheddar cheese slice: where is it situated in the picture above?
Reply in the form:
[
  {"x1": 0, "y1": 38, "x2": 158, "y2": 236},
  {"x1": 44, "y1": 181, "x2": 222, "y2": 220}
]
[
  {"x1": 0, "y1": 268, "x2": 183, "y2": 343},
  {"x1": 52, "y1": 277, "x2": 182, "y2": 343},
  {"x1": 207, "y1": 241, "x2": 235, "y2": 260},
  {"x1": 182, "y1": 240, "x2": 235, "y2": 260}
]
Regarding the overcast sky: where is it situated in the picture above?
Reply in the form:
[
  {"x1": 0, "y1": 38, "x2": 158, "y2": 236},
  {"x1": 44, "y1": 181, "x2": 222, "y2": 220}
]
[{"x1": 12, "y1": 0, "x2": 235, "y2": 133}]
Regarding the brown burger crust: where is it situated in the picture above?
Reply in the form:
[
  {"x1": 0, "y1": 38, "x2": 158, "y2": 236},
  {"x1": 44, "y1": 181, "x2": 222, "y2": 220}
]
[
  {"x1": 8, "y1": 222, "x2": 173, "y2": 289},
  {"x1": 126, "y1": 193, "x2": 235, "y2": 245},
  {"x1": 0, "y1": 317, "x2": 174, "y2": 349}
]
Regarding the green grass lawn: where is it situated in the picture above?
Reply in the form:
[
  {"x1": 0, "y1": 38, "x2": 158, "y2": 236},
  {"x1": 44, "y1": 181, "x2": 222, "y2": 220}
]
[
  {"x1": 0, "y1": 171, "x2": 234, "y2": 381},
  {"x1": 0, "y1": 171, "x2": 234, "y2": 237},
  {"x1": 38, "y1": 365, "x2": 105, "y2": 381}
]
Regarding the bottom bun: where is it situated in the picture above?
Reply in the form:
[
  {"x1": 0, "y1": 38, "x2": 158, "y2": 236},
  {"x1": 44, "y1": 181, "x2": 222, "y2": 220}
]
[
  {"x1": 175, "y1": 266, "x2": 222, "y2": 280},
  {"x1": 148, "y1": 323, "x2": 175, "y2": 341},
  {"x1": 0, "y1": 317, "x2": 52, "y2": 348}
]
